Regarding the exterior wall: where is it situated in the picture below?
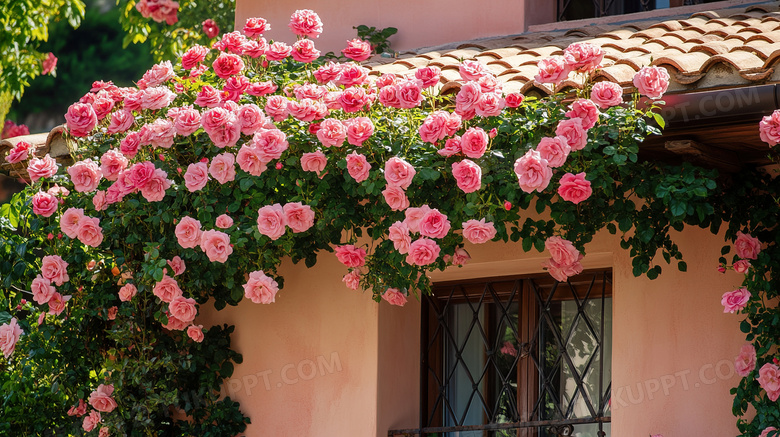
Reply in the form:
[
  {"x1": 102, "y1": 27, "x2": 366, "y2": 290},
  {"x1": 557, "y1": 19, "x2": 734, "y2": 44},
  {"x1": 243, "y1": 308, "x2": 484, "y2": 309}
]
[
  {"x1": 203, "y1": 224, "x2": 746, "y2": 436},
  {"x1": 235, "y1": 0, "x2": 556, "y2": 54}
]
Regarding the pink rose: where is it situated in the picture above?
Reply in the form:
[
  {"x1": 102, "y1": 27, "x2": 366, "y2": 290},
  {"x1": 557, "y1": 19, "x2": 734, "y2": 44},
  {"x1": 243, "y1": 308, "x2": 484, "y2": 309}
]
[
  {"x1": 334, "y1": 245, "x2": 366, "y2": 268},
  {"x1": 505, "y1": 93, "x2": 525, "y2": 108},
  {"x1": 142, "y1": 60, "x2": 174, "y2": 87},
  {"x1": 215, "y1": 214, "x2": 233, "y2": 229},
  {"x1": 236, "y1": 145, "x2": 268, "y2": 176},
  {"x1": 223, "y1": 75, "x2": 250, "y2": 101},
  {"x1": 419, "y1": 209, "x2": 451, "y2": 239},
  {"x1": 419, "y1": 111, "x2": 450, "y2": 144},
  {"x1": 382, "y1": 288, "x2": 407, "y2": 306},
  {"x1": 558, "y1": 172, "x2": 592, "y2": 204},
  {"x1": 438, "y1": 137, "x2": 462, "y2": 157},
  {"x1": 31, "y1": 275, "x2": 55, "y2": 305},
  {"x1": 202, "y1": 19, "x2": 219, "y2": 38},
  {"x1": 118, "y1": 283, "x2": 137, "y2": 302},
  {"x1": 167, "y1": 256, "x2": 186, "y2": 276},
  {"x1": 397, "y1": 79, "x2": 424, "y2": 109},
  {"x1": 236, "y1": 104, "x2": 265, "y2": 135},
  {"x1": 388, "y1": 221, "x2": 411, "y2": 254},
  {"x1": 184, "y1": 162, "x2": 210, "y2": 192},
  {"x1": 301, "y1": 151, "x2": 328, "y2": 175},
  {"x1": 462, "y1": 219, "x2": 497, "y2": 244},
  {"x1": 243, "y1": 270, "x2": 279, "y2": 304},
  {"x1": 171, "y1": 106, "x2": 201, "y2": 137},
  {"x1": 555, "y1": 118, "x2": 588, "y2": 151},
  {"x1": 382, "y1": 186, "x2": 410, "y2": 211},
  {"x1": 153, "y1": 275, "x2": 182, "y2": 303},
  {"x1": 181, "y1": 44, "x2": 208, "y2": 70},
  {"x1": 99, "y1": 150, "x2": 128, "y2": 182},
  {"x1": 208, "y1": 152, "x2": 236, "y2": 184},
  {"x1": 735, "y1": 231, "x2": 761, "y2": 260},
  {"x1": 342, "y1": 38, "x2": 372, "y2": 61},
  {"x1": 633, "y1": 66, "x2": 670, "y2": 99},
  {"x1": 415, "y1": 66, "x2": 441, "y2": 88},
  {"x1": 187, "y1": 325, "x2": 204, "y2": 342},
  {"x1": 384, "y1": 157, "x2": 416, "y2": 189},
  {"x1": 346, "y1": 117, "x2": 374, "y2": 147},
  {"x1": 404, "y1": 205, "x2": 432, "y2": 233},
  {"x1": 537, "y1": 136, "x2": 571, "y2": 168},
  {"x1": 342, "y1": 271, "x2": 361, "y2": 290},
  {"x1": 119, "y1": 132, "x2": 142, "y2": 158},
  {"x1": 378, "y1": 85, "x2": 401, "y2": 108},
  {"x1": 757, "y1": 363, "x2": 780, "y2": 402},
  {"x1": 542, "y1": 257, "x2": 584, "y2": 282},
  {"x1": 722, "y1": 288, "x2": 751, "y2": 313},
  {"x1": 565, "y1": 99, "x2": 600, "y2": 130},
  {"x1": 406, "y1": 238, "x2": 441, "y2": 266},
  {"x1": 289, "y1": 9, "x2": 322, "y2": 38},
  {"x1": 453, "y1": 247, "x2": 471, "y2": 266},
  {"x1": 735, "y1": 344, "x2": 756, "y2": 377},
  {"x1": 253, "y1": 128, "x2": 289, "y2": 161},
  {"x1": 257, "y1": 204, "x2": 286, "y2": 240},
  {"x1": 456, "y1": 81, "x2": 482, "y2": 114},
  {"x1": 316, "y1": 118, "x2": 347, "y2": 147},
  {"x1": 140, "y1": 86, "x2": 176, "y2": 110},
  {"x1": 146, "y1": 119, "x2": 177, "y2": 149},
  {"x1": 535, "y1": 56, "x2": 571, "y2": 85},
  {"x1": 139, "y1": 168, "x2": 171, "y2": 202},
  {"x1": 42, "y1": 52, "x2": 57, "y2": 75},
  {"x1": 459, "y1": 60, "x2": 487, "y2": 81},
  {"x1": 175, "y1": 216, "x2": 202, "y2": 249},
  {"x1": 60, "y1": 208, "x2": 85, "y2": 238},
  {"x1": 128, "y1": 161, "x2": 155, "y2": 189},
  {"x1": 590, "y1": 81, "x2": 624, "y2": 109},
  {"x1": 82, "y1": 411, "x2": 101, "y2": 432},
  {"x1": 5, "y1": 141, "x2": 31, "y2": 164},
  {"x1": 346, "y1": 152, "x2": 371, "y2": 183},
  {"x1": 514, "y1": 150, "x2": 552, "y2": 193},
  {"x1": 32, "y1": 191, "x2": 58, "y2": 217},
  {"x1": 199, "y1": 229, "x2": 233, "y2": 263},
  {"x1": 77, "y1": 216, "x2": 104, "y2": 247},
  {"x1": 41, "y1": 255, "x2": 69, "y2": 286},
  {"x1": 460, "y1": 127, "x2": 489, "y2": 159},
  {"x1": 243, "y1": 17, "x2": 269, "y2": 37},
  {"x1": 283, "y1": 202, "x2": 315, "y2": 233},
  {"x1": 475, "y1": 92, "x2": 505, "y2": 117},
  {"x1": 47, "y1": 292, "x2": 70, "y2": 315},
  {"x1": 65, "y1": 103, "x2": 98, "y2": 137},
  {"x1": 27, "y1": 154, "x2": 58, "y2": 182},
  {"x1": 265, "y1": 41, "x2": 292, "y2": 61},
  {"x1": 733, "y1": 260, "x2": 751, "y2": 274},
  {"x1": 760, "y1": 110, "x2": 780, "y2": 146},
  {"x1": 67, "y1": 399, "x2": 87, "y2": 417},
  {"x1": 212, "y1": 53, "x2": 244, "y2": 78},
  {"x1": 169, "y1": 295, "x2": 197, "y2": 322},
  {"x1": 563, "y1": 42, "x2": 604, "y2": 73},
  {"x1": 339, "y1": 86, "x2": 370, "y2": 113},
  {"x1": 760, "y1": 427, "x2": 779, "y2": 437},
  {"x1": 194, "y1": 85, "x2": 222, "y2": 108},
  {"x1": 451, "y1": 160, "x2": 481, "y2": 193},
  {"x1": 89, "y1": 384, "x2": 117, "y2": 413},
  {"x1": 162, "y1": 314, "x2": 188, "y2": 331},
  {"x1": 106, "y1": 110, "x2": 134, "y2": 134},
  {"x1": 214, "y1": 31, "x2": 246, "y2": 54},
  {"x1": 291, "y1": 39, "x2": 321, "y2": 63},
  {"x1": 545, "y1": 236, "x2": 581, "y2": 267}
]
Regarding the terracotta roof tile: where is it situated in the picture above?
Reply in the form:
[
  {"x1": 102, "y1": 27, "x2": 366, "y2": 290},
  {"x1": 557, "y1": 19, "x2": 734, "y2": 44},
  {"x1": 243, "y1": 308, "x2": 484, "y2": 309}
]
[{"x1": 365, "y1": 2, "x2": 780, "y2": 97}]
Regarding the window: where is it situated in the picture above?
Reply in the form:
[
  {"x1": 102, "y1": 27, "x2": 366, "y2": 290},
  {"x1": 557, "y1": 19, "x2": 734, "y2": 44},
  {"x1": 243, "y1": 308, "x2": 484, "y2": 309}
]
[
  {"x1": 420, "y1": 271, "x2": 612, "y2": 437},
  {"x1": 557, "y1": 0, "x2": 723, "y2": 22}
]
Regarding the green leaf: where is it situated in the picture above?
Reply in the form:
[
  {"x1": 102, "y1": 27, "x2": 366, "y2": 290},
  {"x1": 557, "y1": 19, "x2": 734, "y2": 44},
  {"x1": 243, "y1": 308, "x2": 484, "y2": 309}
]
[
  {"x1": 417, "y1": 168, "x2": 441, "y2": 181},
  {"x1": 677, "y1": 261, "x2": 687, "y2": 272},
  {"x1": 652, "y1": 112, "x2": 666, "y2": 129}
]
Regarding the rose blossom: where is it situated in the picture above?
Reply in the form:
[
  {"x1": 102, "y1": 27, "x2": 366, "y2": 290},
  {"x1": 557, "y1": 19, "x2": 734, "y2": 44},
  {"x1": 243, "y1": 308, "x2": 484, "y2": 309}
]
[
  {"x1": 334, "y1": 245, "x2": 367, "y2": 268},
  {"x1": 339, "y1": 86, "x2": 369, "y2": 113},
  {"x1": 187, "y1": 325, "x2": 205, "y2": 342},
  {"x1": 215, "y1": 214, "x2": 234, "y2": 229},
  {"x1": 514, "y1": 150, "x2": 552, "y2": 193},
  {"x1": 223, "y1": 75, "x2": 250, "y2": 101},
  {"x1": 382, "y1": 186, "x2": 410, "y2": 211},
  {"x1": 89, "y1": 384, "x2": 117, "y2": 413},
  {"x1": 590, "y1": 81, "x2": 624, "y2": 109},
  {"x1": 546, "y1": 236, "x2": 581, "y2": 266},
  {"x1": 734, "y1": 231, "x2": 761, "y2": 260},
  {"x1": 342, "y1": 38, "x2": 372, "y2": 61},
  {"x1": 243, "y1": 17, "x2": 269, "y2": 37},
  {"x1": 32, "y1": 191, "x2": 58, "y2": 217},
  {"x1": 419, "y1": 111, "x2": 450, "y2": 143},
  {"x1": 236, "y1": 145, "x2": 268, "y2": 177},
  {"x1": 184, "y1": 162, "x2": 209, "y2": 192},
  {"x1": 77, "y1": 216, "x2": 103, "y2": 247},
  {"x1": 27, "y1": 154, "x2": 58, "y2": 182},
  {"x1": 453, "y1": 247, "x2": 471, "y2": 265},
  {"x1": 163, "y1": 314, "x2": 188, "y2": 331},
  {"x1": 237, "y1": 104, "x2": 265, "y2": 135},
  {"x1": 66, "y1": 159, "x2": 103, "y2": 193},
  {"x1": 283, "y1": 202, "x2": 315, "y2": 233},
  {"x1": 462, "y1": 219, "x2": 497, "y2": 244},
  {"x1": 439, "y1": 137, "x2": 462, "y2": 157},
  {"x1": 505, "y1": 93, "x2": 525, "y2": 108},
  {"x1": 316, "y1": 118, "x2": 347, "y2": 147},
  {"x1": 212, "y1": 53, "x2": 244, "y2": 79},
  {"x1": 60, "y1": 208, "x2": 85, "y2": 238},
  {"x1": 388, "y1": 221, "x2": 412, "y2": 254},
  {"x1": 165, "y1": 256, "x2": 186, "y2": 276},
  {"x1": 537, "y1": 136, "x2": 571, "y2": 168},
  {"x1": 346, "y1": 152, "x2": 371, "y2": 183},
  {"x1": 451, "y1": 160, "x2": 481, "y2": 193},
  {"x1": 243, "y1": 270, "x2": 279, "y2": 304},
  {"x1": 555, "y1": 118, "x2": 588, "y2": 151},
  {"x1": 563, "y1": 42, "x2": 604, "y2": 73},
  {"x1": 476, "y1": 92, "x2": 505, "y2": 117},
  {"x1": 120, "y1": 132, "x2": 142, "y2": 158},
  {"x1": 558, "y1": 172, "x2": 592, "y2": 204},
  {"x1": 65, "y1": 102, "x2": 98, "y2": 137},
  {"x1": 291, "y1": 39, "x2": 321, "y2": 63},
  {"x1": 153, "y1": 275, "x2": 182, "y2": 303},
  {"x1": 456, "y1": 81, "x2": 481, "y2": 115},
  {"x1": 82, "y1": 411, "x2": 101, "y2": 432},
  {"x1": 67, "y1": 399, "x2": 87, "y2": 417},
  {"x1": 416, "y1": 66, "x2": 441, "y2": 88},
  {"x1": 342, "y1": 271, "x2": 361, "y2": 290},
  {"x1": 565, "y1": 99, "x2": 600, "y2": 130},
  {"x1": 757, "y1": 363, "x2": 780, "y2": 402},
  {"x1": 181, "y1": 44, "x2": 208, "y2": 70},
  {"x1": 542, "y1": 257, "x2": 584, "y2": 282},
  {"x1": 31, "y1": 275, "x2": 55, "y2": 305},
  {"x1": 300, "y1": 151, "x2": 328, "y2": 175},
  {"x1": 5, "y1": 141, "x2": 31, "y2": 163},
  {"x1": 208, "y1": 152, "x2": 236, "y2": 184},
  {"x1": 214, "y1": 31, "x2": 247, "y2": 54},
  {"x1": 41, "y1": 255, "x2": 69, "y2": 286},
  {"x1": 199, "y1": 229, "x2": 233, "y2": 263},
  {"x1": 140, "y1": 86, "x2": 176, "y2": 110},
  {"x1": 733, "y1": 260, "x2": 751, "y2": 274},
  {"x1": 106, "y1": 109, "x2": 134, "y2": 134},
  {"x1": 142, "y1": 60, "x2": 174, "y2": 87},
  {"x1": 384, "y1": 157, "x2": 416, "y2": 189},
  {"x1": 633, "y1": 66, "x2": 670, "y2": 99},
  {"x1": 194, "y1": 85, "x2": 221, "y2": 108},
  {"x1": 378, "y1": 85, "x2": 401, "y2": 108},
  {"x1": 99, "y1": 149, "x2": 128, "y2": 182},
  {"x1": 265, "y1": 41, "x2": 292, "y2": 61},
  {"x1": 459, "y1": 60, "x2": 487, "y2": 81},
  {"x1": 175, "y1": 216, "x2": 202, "y2": 249},
  {"x1": 397, "y1": 79, "x2": 424, "y2": 109},
  {"x1": 382, "y1": 288, "x2": 407, "y2": 307},
  {"x1": 257, "y1": 204, "x2": 286, "y2": 240},
  {"x1": 289, "y1": 9, "x2": 323, "y2": 38},
  {"x1": 760, "y1": 110, "x2": 780, "y2": 146},
  {"x1": 253, "y1": 128, "x2": 289, "y2": 161},
  {"x1": 735, "y1": 344, "x2": 756, "y2": 377},
  {"x1": 139, "y1": 168, "x2": 171, "y2": 202},
  {"x1": 460, "y1": 127, "x2": 489, "y2": 159},
  {"x1": 118, "y1": 283, "x2": 137, "y2": 302},
  {"x1": 406, "y1": 238, "x2": 441, "y2": 266},
  {"x1": 202, "y1": 19, "x2": 219, "y2": 38},
  {"x1": 722, "y1": 288, "x2": 751, "y2": 313},
  {"x1": 419, "y1": 209, "x2": 451, "y2": 239},
  {"x1": 535, "y1": 56, "x2": 571, "y2": 85},
  {"x1": 760, "y1": 427, "x2": 778, "y2": 437},
  {"x1": 404, "y1": 205, "x2": 432, "y2": 233},
  {"x1": 169, "y1": 295, "x2": 197, "y2": 323},
  {"x1": 346, "y1": 117, "x2": 374, "y2": 146}
]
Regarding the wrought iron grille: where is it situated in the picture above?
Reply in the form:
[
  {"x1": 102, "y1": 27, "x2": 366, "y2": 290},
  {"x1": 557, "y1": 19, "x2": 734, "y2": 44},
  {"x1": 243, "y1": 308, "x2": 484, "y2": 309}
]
[
  {"x1": 557, "y1": 0, "x2": 716, "y2": 22},
  {"x1": 417, "y1": 271, "x2": 612, "y2": 437}
]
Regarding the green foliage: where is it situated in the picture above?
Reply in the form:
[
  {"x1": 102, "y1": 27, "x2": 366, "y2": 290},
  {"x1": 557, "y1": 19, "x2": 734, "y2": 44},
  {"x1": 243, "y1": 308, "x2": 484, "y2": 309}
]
[{"x1": 353, "y1": 24, "x2": 397, "y2": 55}]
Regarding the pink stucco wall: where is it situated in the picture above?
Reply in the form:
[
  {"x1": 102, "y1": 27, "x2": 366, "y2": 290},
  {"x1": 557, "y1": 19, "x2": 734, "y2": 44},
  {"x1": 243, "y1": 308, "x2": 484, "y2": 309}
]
[
  {"x1": 235, "y1": 0, "x2": 556, "y2": 54},
  {"x1": 201, "y1": 224, "x2": 745, "y2": 436}
]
